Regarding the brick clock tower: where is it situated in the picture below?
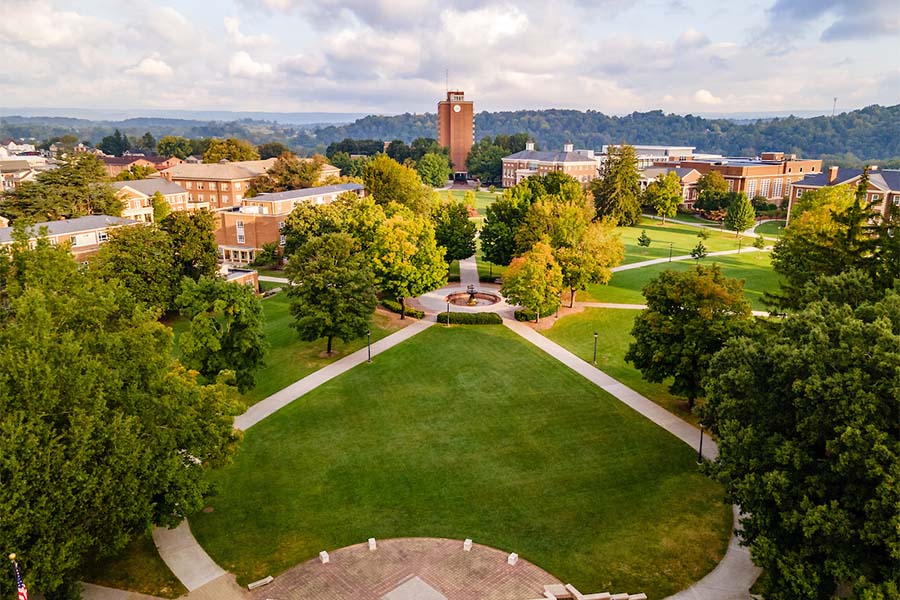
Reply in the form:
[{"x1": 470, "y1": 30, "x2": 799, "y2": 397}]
[{"x1": 437, "y1": 90, "x2": 474, "y2": 180}]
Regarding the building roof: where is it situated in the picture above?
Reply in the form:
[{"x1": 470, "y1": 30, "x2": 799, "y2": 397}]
[
  {"x1": 503, "y1": 150, "x2": 599, "y2": 163},
  {"x1": 101, "y1": 156, "x2": 154, "y2": 166},
  {"x1": 0, "y1": 215, "x2": 139, "y2": 244},
  {"x1": 0, "y1": 159, "x2": 34, "y2": 173},
  {"x1": 794, "y1": 168, "x2": 900, "y2": 191},
  {"x1": 642, "y1": 166, "x2": 698, "y2": 180},
  {"x1": 162, "y1": 158, "x2": 277, "y2": 180},
  {"x1": 251, "y1": 183, "x2": 364, "y2": 203},
  {"x1": 111, "y1": 178, "x2": 187, "y2": 196}
]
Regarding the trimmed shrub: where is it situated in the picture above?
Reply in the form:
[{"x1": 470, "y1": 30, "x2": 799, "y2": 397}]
[
  {"x1": 381, "y1": 298, "x2": 425, "y2": 319},
  {"x1": 436, "y1": 312, "x2": 502, "y2": 325},
  {"x1": 514, "y1": 306, "x2": 556, "y2": 321}
]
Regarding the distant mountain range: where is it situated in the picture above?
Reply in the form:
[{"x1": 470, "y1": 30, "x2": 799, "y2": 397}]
[{"x1": 0, "y1": 107, "x2": 366, "y2": 125}]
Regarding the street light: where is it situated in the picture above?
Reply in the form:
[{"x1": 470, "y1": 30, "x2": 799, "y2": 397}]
[
  {"x1": 592, "y1": 332, "x2": 598, "y2": 365},
  {"x1": 668, "y1": 242, "x2": 673, "y2": 262},
  {"x1": 738, "y1": 238, "x2": 743, "y2": 254},
  {"x1": 446, "y1": 301, "x2": 450, "y2": 327},
  {"x1": 366, "y1": 330, "x2": 372, "y2": 363},
  {"x1": 697, "y1": 424, "x2": 704, "y2": 464}
]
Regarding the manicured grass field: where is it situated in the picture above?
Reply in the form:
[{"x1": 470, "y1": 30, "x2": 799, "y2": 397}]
[
  {"x1": 82, "y1": 533, "x2": 186, "y2": 598},
  {"x1": 542, "y1": 308, "x2": 695, "y2": 422},
  {"x1": 475, "y1": 237, "x2": 506, "y2": 281},
  {"x1": 191, "y1": 326, "x2": 731, "y2": 597},
  {"x1": 170, "y1": 293, "x2": 407, "y2": 408},
  {"x1": 754, "y1": 220, "x2": 787, "y2": 237},
  {"x1": 582, "y1": 251, "x2": 781, "y2": 310},
  {"x1": 619, "y1": 219, "x2": 743, "y2": 264},
  {"x1": 448, "y1": 189, "x2": 499, "y2": 217},
  {"x1": 665, "y1": 213, "x2": 719, "y2": 226}
]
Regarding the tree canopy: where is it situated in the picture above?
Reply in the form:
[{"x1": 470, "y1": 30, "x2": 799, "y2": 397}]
[
  {"x1": 556, "y1": 219, "x2": 624, "y2": 307},
  {"x1": 160, "y1": 210, "x2": 219, "y2": 283},
  {"x1": 432, "y1": 199, "x2": 476, "y2": 264},
  {"x1": 156, "y1": 135, "x2": 194, "y2": 159},
  {"x1": 724, "y1": 192, "x2": 756, "y2": 235},
  {"x1": 364, "y1": 154, "x2": 431, "y2": 214},
  {"x1": 98, "y1": 128, "x2": 130, "y2": 156},
  {"x1": 202, "y1": 138, "x2": 260, "y2": 163},
  {"x1": 0, "y1": 238, "x2": 240, "y2": 597},
  {"x1": 465, "y1": 133, "x2": 530, "y2": 183},
  {"x1": 591, "y1": 144, "x2": 642, "y2": 226},
  {"x1": 644, "y1": 171, "x2": 682, "y2": 224},
  {"x1": 256, "y1": 141, "x2": 291, "y2": 159},
  {"x1": 416, "y1": 152, "x2": 452, "y2": 187},
  {"x1": 248, "y1": 153, "x2": 326, "y2": 195},
  {"x1": 500, "y1": 240, "x2": 563, "y2": 321}
]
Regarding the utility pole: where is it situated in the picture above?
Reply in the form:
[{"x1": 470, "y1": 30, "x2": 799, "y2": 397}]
[{"x1": 832, "y1": 97, "x2": 837, "y2": 118}]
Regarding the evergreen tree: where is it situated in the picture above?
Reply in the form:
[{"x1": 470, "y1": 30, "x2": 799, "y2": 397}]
[
  {"x1": 724, "y1": 193, "x2": 756, "y2": 235},
  {"x1": 591, "y1": 144, "x2": 641, "y2": 226},
  {"x1": 637, "y1": 230, "x2": 652, "y2": 248},
  {"x1": 691, "y1": 241, "x2": 708, "y2": 260}
]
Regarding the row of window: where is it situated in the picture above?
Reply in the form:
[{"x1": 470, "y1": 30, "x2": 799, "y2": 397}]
[{"x1": 183, "y1": 180, "x2": 241, "y2": 191}]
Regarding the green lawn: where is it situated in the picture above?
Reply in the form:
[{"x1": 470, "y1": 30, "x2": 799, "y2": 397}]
[
  {"x1": 258, "y1": 280, "x2": 283, "y2": 292},
  {"x1": 475, "y1": 237, "x2": 506, "y2": 281},
  {"x1": 619, "y1": 219, "x2": 743, "y2": 265},
  {"x1": 82, "y1": 533, "x2": 186, "y2": 599},
  {"x1": 542, "y1": 308, "x2": 695, "y2": 422},
  {"x1": 582, "y1": 251, "x2": 781, "y2": 310},
  {"x1": 754, "y1": 220, "x2": 787, "y2": 237},
  {"x1": 447, "y1": 189, "x2": 499, "y2": 217},
  {"x1": 169, "y1": 294, "x2": 407, "y2": 408},
  {"x1": 667, "y1": 213, "x2": 720, "y2": 226},
  {"x1": 191, "y1": 326, "x2": 731, "y2": 598}
]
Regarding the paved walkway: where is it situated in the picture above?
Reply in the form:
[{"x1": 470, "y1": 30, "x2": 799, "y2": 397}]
[
  {"x1": 151, "y1": 521, "x2": 227, "y2": 591},
  {"x1": 248, "y1": 537, "x2": 561, "y2": 600},
  {"x1": 258, "y1": 275, "x2": 290, "y2": 283},
  {"x1": 612, "y1": 246, "x2": 767, "y2": 273},
  {"x1": 81, "y1": 583, "x2": 166, "y2": 600},
  {"x1": 577, "y1": 301, "x2": 773, "y2": 318},
  {"x1": 499, "y1": 318, "x2": 761, "y2": 599},
  {"x1": 458, "y1": 254, "x2": 480, "y2": 286},
  {"x1": 641, "y1": 213, "x2": 781, "y2": 242}
]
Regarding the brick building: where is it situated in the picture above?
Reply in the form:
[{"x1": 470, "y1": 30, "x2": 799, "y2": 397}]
[
  {"x1": 215, "y1": 183, "x2": 364, "y2": 264},
  {"x1": 0, "y1": 215, "x2": 140, "y2": 261},
  {"x1": 501, "y1": 142, "x2": 601, "y2": 188},
  {"x1": 160, "y1": 159, "x2": 277, "y2": 209},
  {"x1": 788, "y1": 166, "x2": 900, "y2": 223},
  {"x1": 640, "y1": 166, "x2": 703, "y2": 207},
  {"x1": 437, "y1": 91, "x2": 474, "y2": 180},
  {"x1": 111, "y1": 178, "x2": 195, "y2": 221},
  {"x1": 662, "y1": 152, "x2": 822, "y2": 204},
  {"x1": 101, "y1": 154, "x2": 183, "y2": 177}
]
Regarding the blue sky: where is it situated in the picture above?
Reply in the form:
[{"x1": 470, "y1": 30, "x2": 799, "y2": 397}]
[{"x1": 0, "y1": 0, "x2": 897, "y2": 115}]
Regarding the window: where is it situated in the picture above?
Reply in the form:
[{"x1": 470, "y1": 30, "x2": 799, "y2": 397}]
[
  {"x1": 70, "y1": 236, "x2": 79, "y2": 246},
  {"x1": 727, "y1": 179, "x2": 734, "y2": 192},
  {"x1": 870, "y1": 194, "x2": 880, "y2": 202},
  {"x1": 198, "y1": 193, "x2": 204, "y2": 202},
  {"x1": 197, "y1": 182, "x2": 205, "y2": 190},
  {"x1": 210, "y1": 182, "x2": 217, "y2": 191},
  {"x1": 747, "y1": 179, "x2": 757, "y2": 197},
  {"x1": 760, "y1": 179, "x2": 770, "y2": 197},
  {"x1": 221, "y1": 194, "x2": 229, "y2": 203},
  {"x1": 796, "y1": 189, "x2": 803, "y2": 199},
  {"x1": 186, "y1": 181, "x2": 193, "y2": 189},
  {"x1": 221, "y1": 183, "x2": 229, "y2": 191},
  {"x1": 237, "y1": 233, "x2": 245, "y2": 244},
  {"x1": 236, "y1": 220, "x2": 244, "y2": 230},
  {"x1": 234, "y1": 182, "x2": 242, "y2": 190},
  {"x1": 773, "y1": 179, "x2": 783, "y2": 197},
  {"x1": 98, "y1": 232, "x2": 109, "y2": 243},
  {"x1": 210, "y1": 195, "x2": 217, "y2": 203},
  {"x1": 279, "y1": 235, "x2": 286, "y2": 246},
  {"x1": 278, "y1": 221, "x2": 285, "y2": 231}
]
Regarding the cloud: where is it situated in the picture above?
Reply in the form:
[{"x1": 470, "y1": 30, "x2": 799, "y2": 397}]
[
  {"x1": 228, "y1": 51, "x2": 273, "y2": 77},
  {"x1": 126, "y1": 57, "x2": 173, "y2": 77},
  {"x1": 767, "y1": 0, "x2": 899, "y2": 41},
  {"x1": 0, "y1": 0, "x2": 112, "y2": 49},
  {"x1": 224, "y1": 17, "x2": 273, "y2": 46},
  {"x1": 675, "y1": 28, "x2": 709, "y2": 49},
  {"x1": 693, "y1": 89, "x2": 723, "y2": 105}
]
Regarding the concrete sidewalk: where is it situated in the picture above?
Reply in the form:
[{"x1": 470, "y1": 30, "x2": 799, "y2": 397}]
[
  {"x1": 577, "y1": 301, "x2": 773, "y2": 318},
  {"x1": 258, "y1": 275, "x2": 290, "y2": 283},
  {"x1": 151, "y1": 521, "x2": 227, "y2": 592},
  {"x1": 612, "y1": 246, "x2": 767, "y2": 273},
  {"x1": 458, "y1": 254, "x2": 480, "y2": 286}
]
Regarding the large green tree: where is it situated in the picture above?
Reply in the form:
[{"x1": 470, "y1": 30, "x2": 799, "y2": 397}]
[
  {"x1": 371, "y1": 206, "x2": 447, "y2": 318},
  {"x1": 202, "y1": 138, "x2": 260, "y2": 163},
  {"x1": 480, "y1": 191, "x2": 530, "y2": 266},
  {"x1": 160, "y1": 210, "x2": 219, "y2": 283},
  {"x1": 0, "y1": 238, "x2": 240, "y2": 597},
  {"x1": 695, "y1": 170, "x2": 729, "y2": 209},
  {"x1": 98, "y1": 128, "x2": 130, "y2": 156},
  {"x1": 364, "y1": 154, "x2": 431, "y2": 213},
  {"x1": 416, "y1": 152, "x2": 452, "y2": 187},
  {"x1": 0, "y1": 154, "x2": 122, "y2": 223},
  {"x1": 591, "y1": 144, "x2": 641, "y2": 225},
  {"x1": 644, "y1": 171, "x2": 683, "y2": 224},
  {"x1": 625, "y1": 264, "x2": 753, "y2": 409},
  {"x1": 247, "y1": 153, "x2": 325, "y2": 195},
  {"x1": 556, "y1": 220, "x2": 624, "y2": 307},
  {"x1": 501, "y1": 240, "x2": 563, "y2": 322},
  {"x1": 176, "y1": 276, "x2": 267, "y2": 392},
  {"x1": 431, "y1": 199, "x2": 476, "y2": 264},
  {"x1": 724, "y1": 192, "x2": 756, "y2": 235},
  {"x1": 256, "y1": 141, "x2": 291, "y2": 159},
  {"x1": 281, "y1": 193, "x2": 385, "y2": 257},
  {"x1": 93, "y1": 224, "x2": 178, "y2": 312},
  {"x1": 700, "y1": 273, "x2": 900, "y2": 600},
  {"x1": 285, "y1": 233, "x2": 377, "y2": 354},
  {"x1": 157, "y1": 135, "x2": 194, "y2": 159}
]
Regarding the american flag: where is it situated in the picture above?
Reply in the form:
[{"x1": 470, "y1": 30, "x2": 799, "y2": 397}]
[{"x1": 11, "y1": 557, "x2": 28, "y2": 600}]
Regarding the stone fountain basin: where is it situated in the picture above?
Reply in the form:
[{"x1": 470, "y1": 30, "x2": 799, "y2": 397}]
[{"x1": 445, "y1": 291, "x2": 502, "y2": 306}]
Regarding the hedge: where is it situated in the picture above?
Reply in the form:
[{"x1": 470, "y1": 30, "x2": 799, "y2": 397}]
[
  {"x1": 514, "y1": 306, "x2": 557, "y2": 321},
  {"x1": 436, "y1": 312, "x2": 502, "y2": 325},
  {"x1": 381, "y1": 298, "x2": 425, "y2": 319}
]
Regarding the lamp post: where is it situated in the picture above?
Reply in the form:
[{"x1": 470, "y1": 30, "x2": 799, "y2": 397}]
[
  {"x1": 366, "y1": 330, "x2": 372, "y2": 363},
  {"x1": 668, "y1": 242, "x2": 673, "y2": 262},
  {"x1": 446, "y1": 301, "x2": 450, "y2": 327},
  {"x1": 592, "y1": 332, "x2": 598, "y2": 365},
  {"x1": 738, "y1": 238, "x2": 742, "y2": 254},
  {"x1": 697, "y1": 424, "x2": 704, "y2": 464}
]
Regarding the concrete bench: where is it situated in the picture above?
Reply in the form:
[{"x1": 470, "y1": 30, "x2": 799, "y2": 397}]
[
  {"x1": 610, "y1": 594, "x2": 630, "y2": 600},
  {"x1": 544, "y1": 583, "x2": 572, "y2": 598},
  {"x1": 565, "y1": 583, "x2": 611, "y2": 600},
  {"x1": 628, "y1": 595, "x2": 647, "y2": 600}
]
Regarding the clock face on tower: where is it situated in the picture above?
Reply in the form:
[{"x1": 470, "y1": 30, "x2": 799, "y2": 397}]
[{"x1": 453, "y1": 104, "x2": 461, "y2": 113}]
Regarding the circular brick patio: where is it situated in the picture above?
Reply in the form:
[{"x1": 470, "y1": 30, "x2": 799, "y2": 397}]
[{"x1": 248, "y1": 537, "x2": 561, "y2": 600}]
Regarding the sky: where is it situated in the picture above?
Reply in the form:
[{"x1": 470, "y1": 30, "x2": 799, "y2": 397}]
[{"x1": 0, "y1": 0, "x2": 897, "y2": 117}]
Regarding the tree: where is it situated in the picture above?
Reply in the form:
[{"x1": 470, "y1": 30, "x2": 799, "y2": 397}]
[
  {"x1": 625, "y1": 264, "x2": 752, "y2": 409},
  {"x1": 257, "y1": 141, "x2": 291, "y2": 159},
  {"x1": 416, "y1": 152, "x2": 452, "y2": 187},
  {"x1": 114, "y1": 164, "x2": 158, "y2": 181},
  {"x1": 151, "y1": 191, "x2": 170, "y2": 222},
  {"x1": 92, "y1": 224, "x2": 178, "y2": 312},
  {"x1": 250, "y1": 242, "x2": 280, "y2": 269},
  {"x1": 501, "y1": 241, "x2": 563, "y2": 322},
  {"x1": 0, "y1": 239, "x2": 239, "y2": 597},
  {"x1": 752, "y1": 235, "x2": 766, "y2": 250},
  {"x1": 480, "y1": 191, "x2": 530, "y2": 266},
  {"x1": 691, "y1": 241, "x2": 708, "y2": 260},
  {"x1": 284, "y1": 233, "x2": 377, "y2": 354},
  {"x1": 364, "y1": 154, "x2": 430, "y2": 214},
  {"x1": 328, "y1": 151, "x2": 370, "y2": 178},
  {"x1": 371, "y1": 207, "x2": 447, "y2": 318},
  {"x1": 98, "y1": 128, "x2": 130, "y2": 156},
  {"x1": 695, "y1": 171, "x2": 729, "y2": 203},
  {"x1": 0, "y1": 154, "x2": 122, "y2": 223},
  {"x1": 137, "y1": 132, "x2": 157, "y2": 154},
  {"x1": 432, "y1": 199, "x2": 476, "y2": 264},
  {"x1": 156, "y1": 135, "x2": 194, "y2": 159},
  {"x1": 202, "y1": 138, "x2": 260, "y2": 163},
  {"x1": 160, "y1": 210, "x2": 219, "y2": 283},
  {"x1": 465, "y1": 133, "x2": 529, "y2": 184},
  {"x1": 591, "y1": 144, "x2": 641, "y2": 225},
  {"x1": 556, "y1": 220, "x2": 624, "y2": 307},
  {"x1": 724, "y1": 192, "x2": 756, "y2": 235},
  {"x1": 176, "y1": 276, "x2": 267, "y2": 392},
  {"x1": 637, "y1": 230, "x2": 652, "y2": 248},
  {"x1": 644, "y1": 171, "x2": 682, "y2": 224},
  {"x1": 699, "y1": 274, "x2": 900, "y2": 599},
  {"x1": 281, "y1": 193, "x2": 385, "y2": 257},
  {"x1": 248, "y1": 153, "x2": 325, "y2": 195}
]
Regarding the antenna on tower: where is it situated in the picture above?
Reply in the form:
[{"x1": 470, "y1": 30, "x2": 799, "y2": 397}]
[
  {"x1": 445, "y1": 68, "x2": 449, "y2": 92},
  {"x1": 832, "y1": 97, "x2": 838, "y2": 117}
]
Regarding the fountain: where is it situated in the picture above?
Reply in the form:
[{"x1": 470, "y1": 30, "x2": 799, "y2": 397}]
[{"x1": 445, "y1": 284, "x2": 501, "y2": 307}]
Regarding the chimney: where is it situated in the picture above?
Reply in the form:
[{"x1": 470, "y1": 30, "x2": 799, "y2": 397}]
[
  {"x1": 563, "y1": 142, "x2": 574, "y2": 153},
  {"x1": 828, "y1": 166, "x2": 839, "y2": 183},
  {"x1": 525, "y1": 141, "x2": 535, "y2": 151}
]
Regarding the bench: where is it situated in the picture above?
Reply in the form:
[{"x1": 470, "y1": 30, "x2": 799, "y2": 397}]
[{"x1": 565, "y1": 583, "x2": 612, "y2": 600}]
